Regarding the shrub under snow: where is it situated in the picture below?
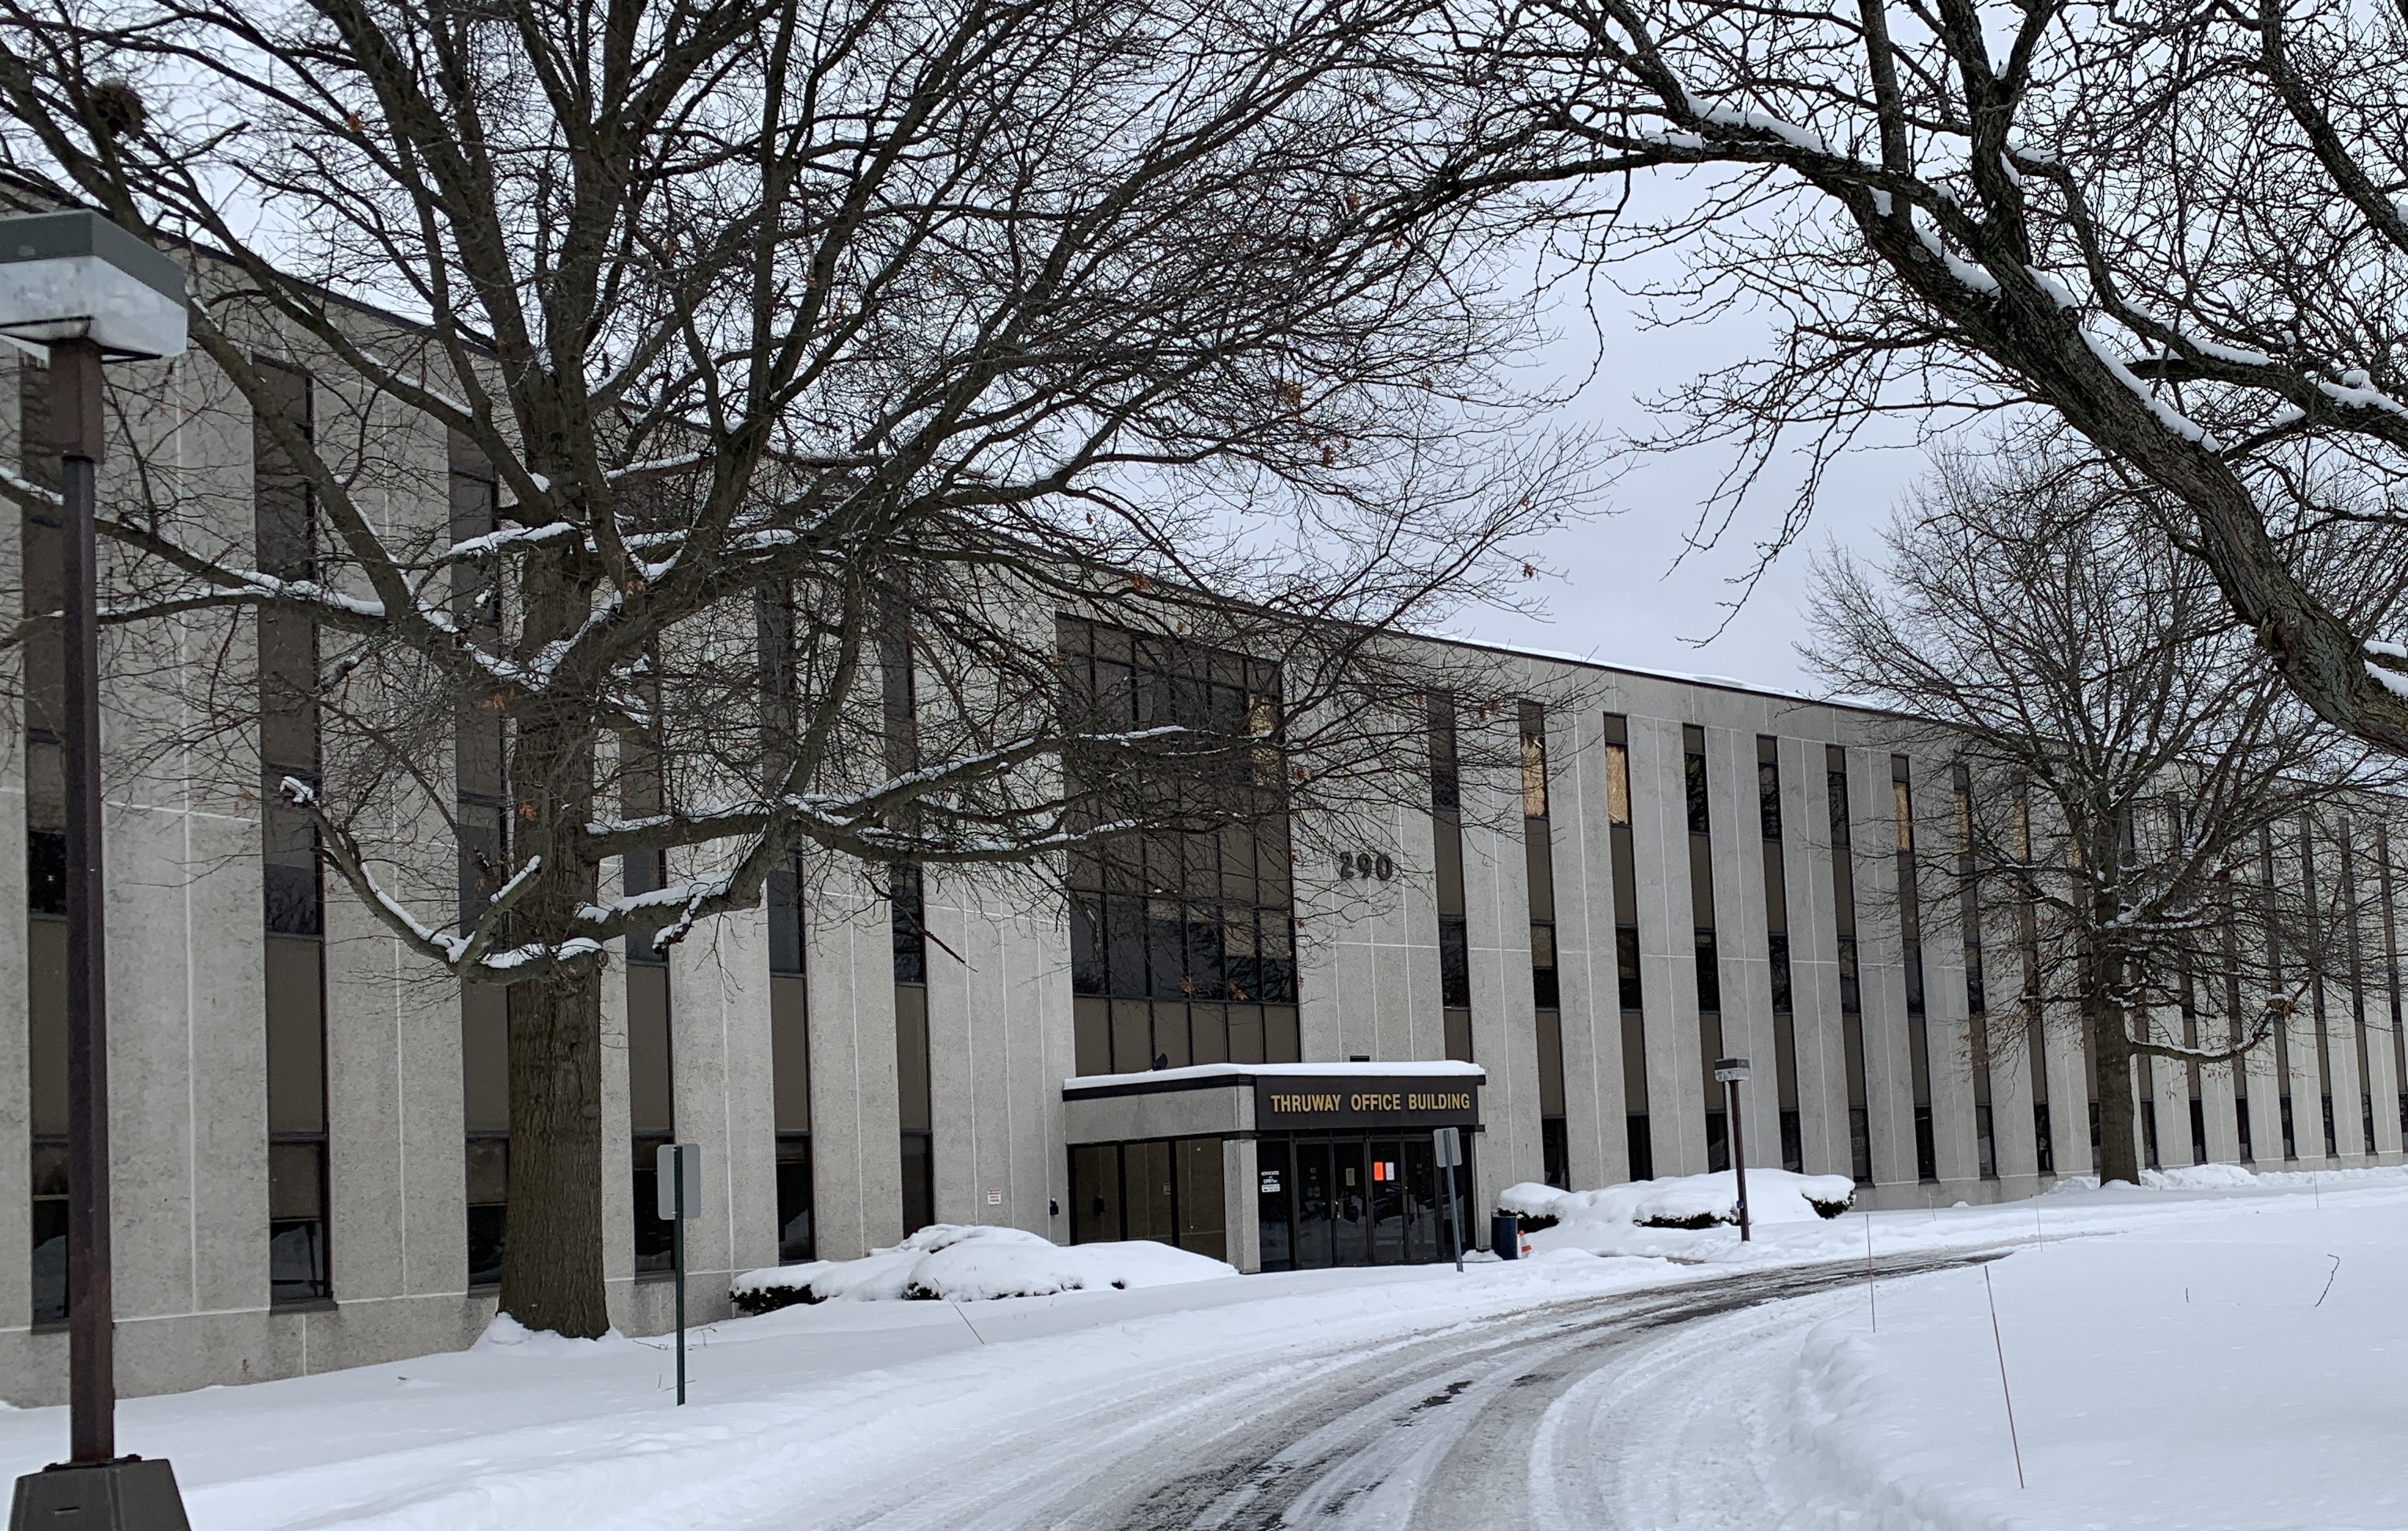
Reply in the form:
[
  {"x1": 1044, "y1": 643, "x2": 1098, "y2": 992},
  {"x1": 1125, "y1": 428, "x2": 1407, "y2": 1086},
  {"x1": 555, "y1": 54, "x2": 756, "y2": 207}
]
[
  {"x1": 730, "y1": 1223, "x2": 1236, "y2": 1314},
  {"x1": 1499, "y1": 1168, "x2": 1856, "y2": 1237}
]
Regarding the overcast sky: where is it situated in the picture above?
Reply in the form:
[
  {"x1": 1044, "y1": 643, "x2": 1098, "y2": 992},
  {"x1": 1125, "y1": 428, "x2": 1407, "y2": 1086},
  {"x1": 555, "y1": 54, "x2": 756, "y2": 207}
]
[{"x1": 1446, "y1": 271, "x2": 1930, "y2": 699}]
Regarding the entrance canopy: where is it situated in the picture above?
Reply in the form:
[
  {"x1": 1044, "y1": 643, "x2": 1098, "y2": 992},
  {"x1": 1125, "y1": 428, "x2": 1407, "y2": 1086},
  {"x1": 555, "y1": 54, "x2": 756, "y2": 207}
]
[{"x1": 1063, "y1": 1060, "x2": 1483, "y2": 1145}]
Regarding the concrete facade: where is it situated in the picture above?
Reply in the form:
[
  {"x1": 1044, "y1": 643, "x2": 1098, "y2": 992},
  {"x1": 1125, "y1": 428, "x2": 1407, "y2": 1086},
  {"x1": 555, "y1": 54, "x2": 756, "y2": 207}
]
[{"x1": 8, "y1": 346, "x2": 2408, "y2": 1408}]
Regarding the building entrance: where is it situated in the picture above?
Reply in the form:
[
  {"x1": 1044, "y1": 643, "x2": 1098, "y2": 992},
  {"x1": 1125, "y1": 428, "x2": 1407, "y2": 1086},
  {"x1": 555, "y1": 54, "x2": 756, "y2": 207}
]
[
  {"x1": 1255, "y1": 1131, "x2": 1473, "y2": 1270},
  {"x1": 1062, "y1": 1059, "x2": 1483, "y2": 1273}
]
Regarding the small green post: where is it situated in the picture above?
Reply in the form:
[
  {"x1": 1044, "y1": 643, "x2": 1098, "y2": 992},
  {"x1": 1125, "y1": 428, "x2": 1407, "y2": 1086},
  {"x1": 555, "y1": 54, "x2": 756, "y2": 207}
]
[
  {"x1": 658, "y1": 1141, "x2": 695, "y2": 1406},
  {"x1": 673, "y1": 1158, "x2": 687, "y2": 1405}
]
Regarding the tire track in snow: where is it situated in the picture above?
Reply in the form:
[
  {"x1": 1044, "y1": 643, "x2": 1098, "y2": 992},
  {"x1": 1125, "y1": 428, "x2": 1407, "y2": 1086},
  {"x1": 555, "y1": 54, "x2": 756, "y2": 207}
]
[{"x1": 824, "y1": 1252, "x2": 1989, "y2": 1531}]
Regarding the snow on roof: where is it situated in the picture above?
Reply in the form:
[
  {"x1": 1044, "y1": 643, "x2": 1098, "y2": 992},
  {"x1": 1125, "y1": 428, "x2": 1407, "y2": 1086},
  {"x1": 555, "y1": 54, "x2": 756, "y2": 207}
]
[{"x1": 1063, "y1": 1059, "x2": 1486, "y2": 1093}]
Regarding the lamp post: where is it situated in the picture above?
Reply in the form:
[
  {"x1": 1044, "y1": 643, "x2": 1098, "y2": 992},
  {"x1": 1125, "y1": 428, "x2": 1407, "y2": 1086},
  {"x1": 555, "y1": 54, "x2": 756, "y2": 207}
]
[
  {"x1": 1, "y1": 208, "x2": 193, "y2": 1531},
  {"x1": 1714, "y1": 1057, "x2": 1752, "y2": 1243}
]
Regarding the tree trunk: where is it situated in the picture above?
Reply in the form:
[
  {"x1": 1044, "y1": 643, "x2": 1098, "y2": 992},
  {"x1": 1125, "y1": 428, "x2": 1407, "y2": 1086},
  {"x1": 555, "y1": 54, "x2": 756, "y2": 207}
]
[
  {"x1": 498, "y1": 972, "x2": 610, "y2": 1337},
  {"x1": 492, "y1": 536, "x2": 608, "y2": 1335},
  {"x1": 2089, "y1": 987, "x2": 2145, "y2": 1187}
]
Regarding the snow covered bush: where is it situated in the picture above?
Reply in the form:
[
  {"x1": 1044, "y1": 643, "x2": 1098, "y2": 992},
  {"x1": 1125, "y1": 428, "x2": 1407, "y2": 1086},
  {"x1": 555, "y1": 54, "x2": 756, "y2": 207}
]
[
  {"x1": 730, "y1": 1224, "x2": 1236, "y2": 1313},
  {"x1": 1499, "y1": 1168, "x2": 1857, "y2": 1240},
  {"x1": 1640, "y1": 1208, "x2": 1722, "y2": 1232},
  {"x1": 729, "y1": 1267, "x2": 825, "y2": 1315}
]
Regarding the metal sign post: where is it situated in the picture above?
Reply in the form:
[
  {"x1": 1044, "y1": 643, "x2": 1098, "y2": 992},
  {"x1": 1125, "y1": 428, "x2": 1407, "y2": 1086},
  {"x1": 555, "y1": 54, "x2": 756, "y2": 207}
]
[
  {"x1": 657, "y1": 1143, "x2": 702, "y2": 1404},
  {"x1": 2, "y1": 209, "x2": 193, "y2": 1531},
  {"x1": 1714, "y1": 1058, "x2": 1752, "y2": 1242},
  {"x1": 1434, "y1": 1126, "x2": 1464, "y2": 1272}
]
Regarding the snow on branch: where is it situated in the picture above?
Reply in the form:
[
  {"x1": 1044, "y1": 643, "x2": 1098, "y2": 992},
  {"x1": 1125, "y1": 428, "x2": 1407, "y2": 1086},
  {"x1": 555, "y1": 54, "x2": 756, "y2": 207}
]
[
  {"x1": 280, "y1": 777, "x2": 590, "y2": 982},
  {"x1": 580, "y1": 874, "x2": 735, "y2": 955},
  {"x1": 1911, "y1": 221, "x2": 2002, "y2": 297},
  {"x1": 2350, "y1": 640, "x2": 2408, "y2": 698},
  {"x1": 2311, "y1": 372, "x2": 2408, "y2": 422},
  {"x1": 280, "y1": 776, "x2": 468, "y2": 964},
  {"x1": 606, "y1": 452, "x2": 713, "y2": 483},
  {"x1": 0, "y1": 466, "x2": 62, "y2": 510},
  {"x1": 234, "y1": 568, "x2": 388, "y2": 619},
  {"x1": 2129, "y1": 987, "x2": 2301, "y2": 1066},
  {"x1": 1680, "y1": 90, "x2": 1835, "y2": 156},
  {"x1": 432, "y1": 520, "x2": 581, "y2": 567},
  {"x1": 2366, "y1": 653, "x2": 2408, "y2": 704},
  {"x1": 577, "y1": 881, "x2": 719, "y2": 922},
  {"x1": 2077, "y1": 327, "x2": 2224, "y2": 449},
  {"x1": 578, "y1": 726, "x2": 1186, "y2": 859}
]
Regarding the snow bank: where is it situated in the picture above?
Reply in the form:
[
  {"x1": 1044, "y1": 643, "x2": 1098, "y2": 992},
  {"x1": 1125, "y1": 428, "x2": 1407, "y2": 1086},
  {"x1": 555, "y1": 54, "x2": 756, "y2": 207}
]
[
  {"x1": 2045, "y1": 1165, "x2": 2263, "y2": 1195},
  {"x1": 1773, "y1": 1173, "x2": 2408, "y2": 1529},
  {"x1": 731, "y1": 1223, "x2": 1236, "y2": 1313},
  {"x1": 2141, "y1": 1162, "x2": 2256, "y2": 1190},
  {"x1": 470, "y1": 1313, "x2": 633, "y2": 1354},
  {"x1": 1501, "y1": 1168, "x2": 1856, "y2": 1232}
]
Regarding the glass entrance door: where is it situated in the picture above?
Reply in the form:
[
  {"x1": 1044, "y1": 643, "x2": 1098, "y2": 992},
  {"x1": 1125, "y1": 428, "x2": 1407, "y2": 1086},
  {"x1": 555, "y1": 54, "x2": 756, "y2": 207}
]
[
  {"x1": 1369, "y1": 1140, "x2": 1406, "y2": 1262},
  {"x1": 1403, "y1": 1135, "x2": 1439, "y2": 1259},
  {"x1": 1258, "y1": 1148, "x2": 1292, "y2": 1270},
  {"x1": 1331, "y1": 1140, "x2": 1368, "y2": 1265},
  {"x1": 1293, "y1": 1140, "x2": 1334, "y2": 1269},
  {"x1": 1259, "y1": 1131, "x2": 1473, "y2": 1271}
]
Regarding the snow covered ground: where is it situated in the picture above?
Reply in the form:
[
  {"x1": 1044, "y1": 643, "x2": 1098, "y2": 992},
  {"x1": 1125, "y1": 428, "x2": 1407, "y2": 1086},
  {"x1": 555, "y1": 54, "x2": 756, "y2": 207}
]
[
  {"x1": 1768, "y1": 1170, "x2": 2408, "y2": 1529},
  {"x1": 5, "y1": 1168, "x2": 2406, "y2": 1529},
  {"x1": 1545, "y1": 1166, "x2": 2408, "y2": 1531}
]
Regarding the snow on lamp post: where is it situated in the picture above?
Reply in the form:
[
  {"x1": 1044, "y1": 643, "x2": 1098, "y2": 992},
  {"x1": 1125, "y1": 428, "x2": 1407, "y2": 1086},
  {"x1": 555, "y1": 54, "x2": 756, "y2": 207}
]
[
  {"x1": 0, "y1": 207, "x2": 192, "y2": 1531},
  {"x1": 1714, "y1": 1057, "x2": 1752, "y2": 1243}
]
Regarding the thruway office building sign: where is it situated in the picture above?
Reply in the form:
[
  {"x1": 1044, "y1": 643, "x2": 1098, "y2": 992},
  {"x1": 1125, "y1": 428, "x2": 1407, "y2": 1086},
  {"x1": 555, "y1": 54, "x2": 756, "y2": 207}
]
[{"x1": 1255, "y1": 1076, "x2": 1479, "y2": 1131}]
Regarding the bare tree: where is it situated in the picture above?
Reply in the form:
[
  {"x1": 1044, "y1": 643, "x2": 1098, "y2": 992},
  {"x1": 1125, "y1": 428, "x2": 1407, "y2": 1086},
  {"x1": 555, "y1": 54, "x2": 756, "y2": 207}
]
[
  {"x1": 1807, "y1": 448, "x2": 2382, "y2": 1182},
  {"x1": 1460, "y1": 0, "x2": 2408, "y2": 755},
  {"x1": 0, "y1": 0, "x2": 1574, "y2": 1334}
]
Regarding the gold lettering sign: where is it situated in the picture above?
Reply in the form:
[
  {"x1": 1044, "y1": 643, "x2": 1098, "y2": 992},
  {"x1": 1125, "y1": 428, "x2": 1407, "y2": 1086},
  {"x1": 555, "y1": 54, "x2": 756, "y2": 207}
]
[
  {"x1": 1253, "y1": 1076, "x2": 1479, "y2": 1126},
  {"x1": 1266, "y1": 1093, "x2": 1343, "y2": 1114}
]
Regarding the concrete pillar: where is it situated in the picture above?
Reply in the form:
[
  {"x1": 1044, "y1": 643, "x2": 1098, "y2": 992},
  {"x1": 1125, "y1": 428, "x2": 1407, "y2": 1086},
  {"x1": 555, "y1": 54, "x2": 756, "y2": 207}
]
[
  {"x1": 1626, "y1": 714, "x2": 1702, "y2": 1178},
  {"x1": 1704, "y1": 723, "x2": 1779, "y2": 1169},
  {"x1": 924, "y1": 873, "x2": 1071, "y2": 1240},
  {"x1": 1845, "y1": 744, "x2": 1918, "y2": 1195},
  {"x1": 1549, "y1": 704, "x2": 1627, "y2": 1189},
  {"x1": 1223, "y1": 1137, "x2": 1259, "y2": 1273},
  {"x1": 666, "y1": 892, "x2": 779, "y2": 1295},
  {"x1": 1463, "y1": 743, "x2": 1543, "y2": 1203},
  {"x1": 1911, "y1": 753, "x2": 1981, "y2": 1195},
  {"x1": 1981, "y1": 896, "x2": 2040, "y2": 1189},
  {"x1": 804, "y1": 863, "x2": 903, "y2": 1260}
]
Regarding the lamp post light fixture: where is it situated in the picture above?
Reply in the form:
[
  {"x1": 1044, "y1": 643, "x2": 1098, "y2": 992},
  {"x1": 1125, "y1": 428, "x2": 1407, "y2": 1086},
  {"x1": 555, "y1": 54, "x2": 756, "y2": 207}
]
[
  {"x1": 1713, "y1": 1057, "x2": 1752, "y2": 1243},
  {"x1": 1, "y1": 208, "x2": 194, "y2": 1531}
]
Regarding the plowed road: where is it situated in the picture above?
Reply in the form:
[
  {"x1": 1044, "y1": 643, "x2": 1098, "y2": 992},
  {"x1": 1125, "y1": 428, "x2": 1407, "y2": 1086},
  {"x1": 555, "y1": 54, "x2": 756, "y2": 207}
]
[{"x1": 826, "y1": 1252, "x2": 1988, "y2": 1531}]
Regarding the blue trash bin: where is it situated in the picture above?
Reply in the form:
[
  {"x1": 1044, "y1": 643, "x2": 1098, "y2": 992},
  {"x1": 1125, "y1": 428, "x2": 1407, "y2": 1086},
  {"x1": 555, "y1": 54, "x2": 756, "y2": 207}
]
[{"x1": 1491, "y1": 1212, "x2": 1519, "y2": 1260}]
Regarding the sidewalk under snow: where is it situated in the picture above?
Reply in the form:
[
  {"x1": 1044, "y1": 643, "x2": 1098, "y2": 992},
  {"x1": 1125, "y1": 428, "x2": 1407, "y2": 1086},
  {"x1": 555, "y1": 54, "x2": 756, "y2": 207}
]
[{"x1": 2, "y1": 1166, "x2": 2401, "y2": 1529}]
